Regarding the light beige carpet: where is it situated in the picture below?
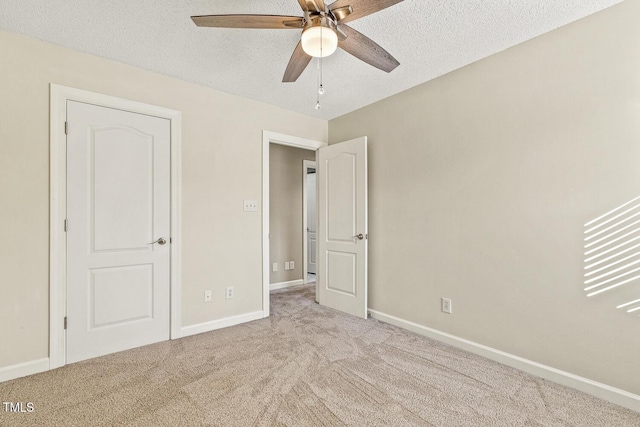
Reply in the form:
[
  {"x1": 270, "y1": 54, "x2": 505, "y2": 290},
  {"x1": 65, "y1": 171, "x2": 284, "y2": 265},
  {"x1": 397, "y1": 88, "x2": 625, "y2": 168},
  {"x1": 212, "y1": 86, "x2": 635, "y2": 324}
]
[{"x1": 1, "y1": 284, "x2": 638, "y2": 426}]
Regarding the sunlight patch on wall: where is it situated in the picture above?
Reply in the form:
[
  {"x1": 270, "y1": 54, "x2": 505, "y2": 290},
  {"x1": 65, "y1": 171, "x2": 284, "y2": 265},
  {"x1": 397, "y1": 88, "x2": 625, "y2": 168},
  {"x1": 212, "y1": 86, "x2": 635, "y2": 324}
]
[{"x1": 584, "y1": 196, "x2": 640, "y2": 317}]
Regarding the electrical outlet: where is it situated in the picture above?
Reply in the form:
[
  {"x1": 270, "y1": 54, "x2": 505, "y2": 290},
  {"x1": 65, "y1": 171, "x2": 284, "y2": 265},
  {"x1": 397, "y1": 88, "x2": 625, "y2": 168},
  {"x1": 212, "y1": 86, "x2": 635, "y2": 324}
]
[
  {"x1": 290, "y1": 261, "x2": 294, "y2": 270},
  {"x1": 272, "y1": 263, "x2": 278, "y2": 272},
  {"x1": 243, "y1": 200, "x2": 258, "y2": 212},
  {"x1": 285, "y1": 262, "x2": 290, "y2": 271},
  {"x1": 441, "y1": 298, "x2": 452, "y2": 314},
  {"x1": 204, "y1": 290, "x2": 212, "y2": 303},
  {"x1": 226, "y1": 286, "x2": 234, "y2": 299}
]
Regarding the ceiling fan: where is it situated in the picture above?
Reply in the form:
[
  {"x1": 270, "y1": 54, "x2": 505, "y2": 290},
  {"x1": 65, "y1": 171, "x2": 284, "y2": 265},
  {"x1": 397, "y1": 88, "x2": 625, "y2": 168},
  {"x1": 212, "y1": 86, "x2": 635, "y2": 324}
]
[{"x1": 191, "y1": 0, "x2": 403, "y2": 83}]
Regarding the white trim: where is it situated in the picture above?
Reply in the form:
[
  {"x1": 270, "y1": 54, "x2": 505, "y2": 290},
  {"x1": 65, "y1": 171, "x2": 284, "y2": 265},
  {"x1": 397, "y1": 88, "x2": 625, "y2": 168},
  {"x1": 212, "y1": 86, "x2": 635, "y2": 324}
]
[
  {"x1": 181, "y1": 311, "x2": 264, "y2": 338},
  {"x1": 49, "y1": 84, "x2": 183, "y2": 370},
  {"x1": 302, "y1": 160, "x2": 317, "y2": 284},
  {"x1": 262, "y1": 131, "x2": 326, "y2": 318},
  {"x1": 270, "y1": 279, "x2": 305, "y2": 291},
  {"x1": 0, "y1": 358, "x2": 49, "y2": 383},
  {"x1": 368, "y1": 309, "x2": 640, "y2": 413}
]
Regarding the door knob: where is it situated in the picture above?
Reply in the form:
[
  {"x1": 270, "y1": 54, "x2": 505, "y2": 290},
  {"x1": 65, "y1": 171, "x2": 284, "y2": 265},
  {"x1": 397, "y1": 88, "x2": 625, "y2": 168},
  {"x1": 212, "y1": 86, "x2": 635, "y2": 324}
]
[
  {"x1": 352, "y1": 234, "x2": 364, "y2": 240},
  {"x1": 148, "y1": 237, "x2": 167, "y2": 245}
]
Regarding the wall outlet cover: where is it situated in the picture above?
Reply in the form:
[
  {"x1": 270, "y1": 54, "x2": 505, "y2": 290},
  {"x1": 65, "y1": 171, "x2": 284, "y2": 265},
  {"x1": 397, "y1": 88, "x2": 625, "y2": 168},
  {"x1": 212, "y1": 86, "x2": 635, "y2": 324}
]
[
  {"x1": 243, "y1": 200, "x2": 258, "y2": 212},
  {"x1": 442, "y1": 298, "x2": 452, "y2": 314}
]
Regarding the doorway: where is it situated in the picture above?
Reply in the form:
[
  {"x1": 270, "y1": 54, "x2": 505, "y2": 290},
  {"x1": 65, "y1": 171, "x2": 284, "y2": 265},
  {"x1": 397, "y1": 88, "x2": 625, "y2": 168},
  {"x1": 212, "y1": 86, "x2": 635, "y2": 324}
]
[
  {"x1": 261, "y1": 131, "x2": 326, "y2": 317},
  {"x1": 268, "y1": 145, "x2": 316, "y2": 292},
  {"x1": 49, "y1": 85, "x2": 182, "y2": 369},
  {"x1": 262, "y1": 132, "x2": 369, "y2": 319},
  {"x1": 303, "y1": 160, "x2": 317, "y2": 284}
]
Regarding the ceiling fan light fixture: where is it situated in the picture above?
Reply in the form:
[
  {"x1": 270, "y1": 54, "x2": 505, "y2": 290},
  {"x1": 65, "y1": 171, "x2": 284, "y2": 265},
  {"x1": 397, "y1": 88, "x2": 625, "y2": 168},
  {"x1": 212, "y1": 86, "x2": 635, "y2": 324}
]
[{"x1": 301, "y1": 23, "x2": 338, "y2": 58}]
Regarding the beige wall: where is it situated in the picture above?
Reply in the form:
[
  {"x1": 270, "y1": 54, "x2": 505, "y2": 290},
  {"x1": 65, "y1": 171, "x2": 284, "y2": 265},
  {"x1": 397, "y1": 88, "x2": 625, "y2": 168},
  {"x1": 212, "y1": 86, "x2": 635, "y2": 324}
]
[
  {"x1": 269, "y1": 145, "x2": 316, "y2": 284},
  {"x1": 330, "y1": 1, "x2": 640, "y2": 395},
  {"x1": 3, "y1": 0, "x2": 640, "y2": 399},
  {"x1": 0, "y1": 30, "x2": 327, "y2": 368}
]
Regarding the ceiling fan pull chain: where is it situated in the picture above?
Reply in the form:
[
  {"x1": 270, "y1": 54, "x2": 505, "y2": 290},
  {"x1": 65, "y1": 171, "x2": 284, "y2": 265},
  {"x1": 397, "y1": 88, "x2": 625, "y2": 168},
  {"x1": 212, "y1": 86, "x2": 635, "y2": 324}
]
[
  {"x1": 315, "y1": 26, "x2": 324, "y2": 110},
  {"x1": 318, "y1": 30, "x2": 325, "y2": 96},
  {"x1": 315, "y1": 57, "x2": 321, "y2": 109},
  {"x1": 320, "y1": 25, "x2": 325, "y2": 95}
]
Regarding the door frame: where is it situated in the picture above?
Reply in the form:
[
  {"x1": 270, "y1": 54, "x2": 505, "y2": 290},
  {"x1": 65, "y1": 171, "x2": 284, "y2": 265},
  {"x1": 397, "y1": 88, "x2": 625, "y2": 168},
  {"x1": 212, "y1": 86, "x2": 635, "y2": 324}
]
[
  {"x1": 49, "y1": 84, "x2": 183, "y2": 369},
  {"x1": 302, "y1": 160, "x2": 317, "y2": 283},
  {"x1": 262, "y1": 131, "x2": 326, "y2": 317}
]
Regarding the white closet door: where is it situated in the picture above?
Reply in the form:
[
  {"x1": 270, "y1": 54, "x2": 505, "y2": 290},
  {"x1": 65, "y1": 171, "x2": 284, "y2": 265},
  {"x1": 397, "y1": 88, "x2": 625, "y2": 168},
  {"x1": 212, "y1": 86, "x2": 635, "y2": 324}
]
[{"x1": 66, "y1": 101, "x2": 171, "y2": 363}]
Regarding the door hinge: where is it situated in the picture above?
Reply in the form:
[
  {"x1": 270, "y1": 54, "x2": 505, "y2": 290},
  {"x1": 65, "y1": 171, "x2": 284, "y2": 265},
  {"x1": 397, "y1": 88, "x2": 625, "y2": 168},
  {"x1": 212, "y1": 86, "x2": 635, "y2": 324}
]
[
  {"x1": 64, "y1": 219, "x2": 67, "y2": 232},
  {"x1": 64, "y1": 317, "x2": 67, "y2": 330},
  {"x1": 64, "y1": 121, "x2": 68, "y2": 135}
]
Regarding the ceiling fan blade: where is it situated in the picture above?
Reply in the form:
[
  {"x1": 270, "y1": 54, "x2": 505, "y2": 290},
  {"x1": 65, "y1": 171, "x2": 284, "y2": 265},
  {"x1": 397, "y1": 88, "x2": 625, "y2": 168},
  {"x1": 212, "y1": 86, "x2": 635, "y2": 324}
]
[
  {"x1": 296, "y1": 0, "x2": 308, "y2": 11},
  {"x1": 330, "y1": 0, "x2": 403, "y2": 23},
  {"x1": 336, "y1": 25, "x2": 348, "y2": 41},
  {"x1": 305, "y1": 0, "x2": 327, "y2": 13},
  {"x1": 283, "y1": 41, "x2": 313, "y2": 82},
  {"x1": 338, "y1": 24, "x2": 399, "y2": 72},
  {"x1": 191, "y1": 15, "x2": 303, "y2": 29}
]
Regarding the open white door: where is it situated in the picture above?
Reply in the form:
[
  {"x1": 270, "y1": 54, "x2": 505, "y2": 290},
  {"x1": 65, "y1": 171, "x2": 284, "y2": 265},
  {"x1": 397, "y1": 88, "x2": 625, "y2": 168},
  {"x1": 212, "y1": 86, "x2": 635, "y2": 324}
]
[{"x1": 317, "y1": 137, "x2": 368, "y2": 319}]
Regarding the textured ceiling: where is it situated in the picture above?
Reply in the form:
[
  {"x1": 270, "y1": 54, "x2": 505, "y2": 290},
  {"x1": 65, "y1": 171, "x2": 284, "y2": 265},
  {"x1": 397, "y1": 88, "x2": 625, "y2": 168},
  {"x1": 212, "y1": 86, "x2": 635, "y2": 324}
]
[{"x1": 0, "y1": 0, "x2": 623, "y2": 120}]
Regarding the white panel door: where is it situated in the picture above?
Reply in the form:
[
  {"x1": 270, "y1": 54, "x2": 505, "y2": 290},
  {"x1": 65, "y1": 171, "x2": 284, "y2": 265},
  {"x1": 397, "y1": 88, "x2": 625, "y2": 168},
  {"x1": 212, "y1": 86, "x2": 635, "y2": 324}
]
[
  {"x1": 307, "y1": 171, "x2": 317, "y2": 274},
  {"x1": 66, "y1": 101, "x2": 171, "y2": 364},
  {"x1": 318, "y1": 137, "x2": 368, "y2": 318}
]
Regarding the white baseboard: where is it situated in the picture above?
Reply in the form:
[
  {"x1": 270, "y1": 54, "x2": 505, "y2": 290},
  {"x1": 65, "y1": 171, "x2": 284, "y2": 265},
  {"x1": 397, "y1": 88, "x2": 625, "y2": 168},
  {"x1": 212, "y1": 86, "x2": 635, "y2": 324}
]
[
  {"x1": 270, "y1": 279, "x2": 304, "y2": 291},
  {"x1": 2, "y1": 311, "x2": 266, "y2": 382},
  {"x1": 181, "y1": 311, "x2": 264, "y2": 338},
  {"x1": 0, "y1": 358, "x2": 49, "y2": 383},
  {"x1": 368, "y1": 309, "x2": 640, "y2": 413}
]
